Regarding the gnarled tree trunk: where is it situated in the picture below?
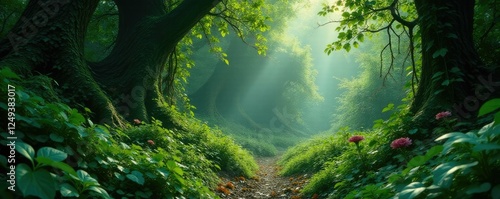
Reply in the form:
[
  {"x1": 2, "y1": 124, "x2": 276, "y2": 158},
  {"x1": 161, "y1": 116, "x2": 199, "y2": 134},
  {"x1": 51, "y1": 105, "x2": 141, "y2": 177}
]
[
  {"x1": 0, "y1": 0, "x2": 220, "y2": 127},
  {"x1": 411, "y1": 0, "x2": 499, "y2": 123}
]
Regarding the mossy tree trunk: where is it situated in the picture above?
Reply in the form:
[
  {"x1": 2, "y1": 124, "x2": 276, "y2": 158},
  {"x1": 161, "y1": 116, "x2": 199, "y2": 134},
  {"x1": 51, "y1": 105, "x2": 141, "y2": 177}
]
[
  {"x1": 0, "y1": 0, "x2": 220, "y2": 127},
  {"x1": 411, "y1": 0, "x2": 499, "y2": 122}
]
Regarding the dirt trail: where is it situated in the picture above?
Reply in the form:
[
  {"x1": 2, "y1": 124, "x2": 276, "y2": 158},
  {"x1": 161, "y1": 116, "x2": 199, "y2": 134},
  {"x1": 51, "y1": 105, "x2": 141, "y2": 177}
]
[{"x1": 216, "y1": 156, "x2": 309, "y2": 199}]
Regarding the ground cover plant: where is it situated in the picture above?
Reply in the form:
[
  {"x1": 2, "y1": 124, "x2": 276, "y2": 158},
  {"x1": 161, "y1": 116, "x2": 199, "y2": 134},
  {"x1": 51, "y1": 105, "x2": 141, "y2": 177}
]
[
  {"x1": 278, "y1": 99, "x2": 500, "y2": 198},
  {"x1": 0, "y1": 68, "x2": 257, "y2": 198}
]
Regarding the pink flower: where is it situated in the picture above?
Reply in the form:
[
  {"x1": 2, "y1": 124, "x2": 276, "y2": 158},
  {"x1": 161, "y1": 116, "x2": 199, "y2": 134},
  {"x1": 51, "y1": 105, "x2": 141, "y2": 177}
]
[
  {"x1": 348, "y1": 135, "x2": 365, "y2": 143},
  {"x1": 133, "y1": 119, "x2": 141, "y2": 125},
  {"x1": 147, "y1": 140, "x2": 155, "y2": 145},
  {"x1": 435, "y1": 111, "x2": 452, "y2": 120},
  {"x1": 391, "y1": 137, "x2": 412, "y2": 149}
]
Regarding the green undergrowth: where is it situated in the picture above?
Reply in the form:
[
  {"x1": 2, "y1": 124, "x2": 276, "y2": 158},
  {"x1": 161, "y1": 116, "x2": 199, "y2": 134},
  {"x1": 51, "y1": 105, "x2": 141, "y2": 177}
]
[
  {"x1": 0, "y1": 68, "x2": 257, "y2": 198},
  {"x1": 279, "y1": 101, "x2": 500, "y2": 198},
  {"x1": 202, "y1": 117, "x2": 304, "y2": 157}
]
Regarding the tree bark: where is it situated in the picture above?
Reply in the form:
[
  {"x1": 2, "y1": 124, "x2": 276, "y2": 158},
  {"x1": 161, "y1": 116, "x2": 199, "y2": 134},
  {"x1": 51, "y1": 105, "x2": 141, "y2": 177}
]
[
  {"x1": 0, "y1": 0, "x2": 221, "y2": 127},
  {"x1": 90, "y1": 0, "x2": 220, "y2": 126},
  {"x1": 411, "y1": 0, "x2": 500, "y2": 122},
  {"x1": 0, "y1": 0, "x2": 126, "y2": 125}
]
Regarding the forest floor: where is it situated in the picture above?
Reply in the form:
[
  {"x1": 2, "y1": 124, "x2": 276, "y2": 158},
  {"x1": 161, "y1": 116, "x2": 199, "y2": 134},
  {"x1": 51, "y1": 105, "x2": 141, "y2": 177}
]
[{"x1": 216, "y1": 155, "x2": 310, "y2": 199}]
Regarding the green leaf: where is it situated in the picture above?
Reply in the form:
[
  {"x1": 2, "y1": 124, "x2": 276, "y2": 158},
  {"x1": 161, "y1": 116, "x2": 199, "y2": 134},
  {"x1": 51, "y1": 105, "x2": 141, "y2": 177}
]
[
  {"x1": 432, "y1": 48, "x2": 448, "y2": 58},
  {"x1": 68, "y1": 109, "x2": 85, "y2": 124},
  {"x1": 478, "y1": 99, "x2": 500, "y2": 117},
  {"x1": 382, "y1": 103, "x2": 394, "y2": 113},
  {"x1": 16, "y1": 164, "x2": 57, "y2": 199},
  {"x1": 357, "y1": 33, "x2": 364, "y2": 42},
  {"x1": 433, "y1": 162, "x2": 478, "y2": 188},
  {"x1": 343, "y1": 43, "x2": 351, "y2": 52},
  {"x1": 399, "y1": 182, "x2": 426, "y2": 199},
  {"x1": 0, "y1": 67, "x2": 21, "y2": 79},
  {"x1": 157, "y1": 168, "x2": 171, "y2": 178},
  {"x1": 466, "y1": 183, "x2": 491, "y2": 194},
  {"x1": 409, "y1": 128, "x2": 418, "y2": 135},
  {"x1": 49, "y1": 133, "x2": 64, "y2": 142},
  {"x1": 431, "y1": 71, "x2": 444, "y2": 80},
  {"x1": 167, "y1": 160, "x2": 184, "y2": 176},
  {"x1": 407, "y1": 155, "x2": 427, "y2": 168},
  {"x1": 435, "y1": 132, "x2": 469, "y2": 142},
  {"x1": 37, "y1": 147, "x2": 67, "y2": 162},
  {"x1": 36, "y1": 157, "x2": 76, "y2": 176},
  {"x1": 126, "y1": 170, "x2": 145, "y2": 185},
  {"x1": 88, "y1": 186, "x2": 112, "y2": 199},
  {"x1": 16, "y1": 142, "x2": 35, "y2": 164},
  {"x1": 76, "y1": 170, "x2": 99, "y2": 186},
  {"x1": 425, "y1": 145, "x2": 443, "y2": 158},
  {"x1": 472, "y1": 143, "x2": 500, "y2": 152},
  {"x1": 60, "y1": 183, "x2": 80, "y2": 197}
]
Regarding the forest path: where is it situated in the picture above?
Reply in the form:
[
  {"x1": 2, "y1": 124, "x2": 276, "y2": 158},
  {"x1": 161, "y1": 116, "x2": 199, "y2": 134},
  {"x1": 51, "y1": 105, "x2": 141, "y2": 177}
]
[{"x1": 217, "y1": 155, "x2": 309, "y2": 199}]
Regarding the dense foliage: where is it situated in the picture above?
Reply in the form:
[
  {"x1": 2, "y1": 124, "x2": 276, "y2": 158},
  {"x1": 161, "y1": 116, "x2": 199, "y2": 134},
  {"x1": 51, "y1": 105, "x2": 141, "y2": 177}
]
[
  {"x1": 279, "y1": 97, "x2": 500, "y2": 198},
  {"x1": 0, "y1": 68, "x2": 257, "y2": 198}
]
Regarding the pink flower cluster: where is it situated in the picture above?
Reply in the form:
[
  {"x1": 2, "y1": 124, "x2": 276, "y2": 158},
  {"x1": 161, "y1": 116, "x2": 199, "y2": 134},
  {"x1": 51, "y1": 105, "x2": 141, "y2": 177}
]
[
  {"x1": 348, "y1": 135, "x2": 365, "y2": 143},
  {"x1": 435, "y1": 111, "x2": 452, "y2": 120},
  {"x1": 391, "y1": 137, "x2": 412, "y2": 149}
]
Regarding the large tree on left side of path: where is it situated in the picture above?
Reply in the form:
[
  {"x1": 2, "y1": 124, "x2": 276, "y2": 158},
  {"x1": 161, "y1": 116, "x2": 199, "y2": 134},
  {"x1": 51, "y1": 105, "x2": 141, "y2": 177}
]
[{"x1": 0, "y1": 0, "x2": 268, "y2": 127}]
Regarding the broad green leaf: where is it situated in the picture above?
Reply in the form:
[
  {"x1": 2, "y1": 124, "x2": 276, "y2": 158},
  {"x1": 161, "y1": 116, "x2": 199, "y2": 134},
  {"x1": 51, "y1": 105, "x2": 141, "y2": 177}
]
[
  {"x1": 449, "y1": 67, "x2": 460, "y2": 73},
  {"x1": 157, "y1": 168, "x2": 171, "y2": 178},
  {"x1": 407, "y1": 156, "x2": 426, "y2": 169},
  {"x1": 436, "y1": 132, "x2": 470, "y2": 142},
  {"x1": 399, "y1": 182, "x2": 426, "y2": 199},
  {"x1": 433, "y1": 162, "x2": 478, "y2": 188},
  {"x1": 167, "y1": 160, "x2": 184, "y2": 176},
  {"x1": 16, "y1": 142, "x2": 35, "y2": 164},
  {"x1": 68, "y1": 109, "x2": 85, "y2": 124},
  {"x1": 60, "y1": 183, "x2": 80, "y2": 197},
  {"x1": 126, "y1": 170, "x2": 145, "y2": 185},
  {"x1": 425, "y1": 145, "x2": 443, "y2": 158},
  {"x1": 478, "y1": 122, "x2": 494, "y2": 135},
  {"x1": 343, "y1": 43, "x2": 351, "y2": 52},
  {"x1": 88, "y1": 186, "x2": 112, "y2": 199},
  {"x1": 16, "y1": 164, "x2": 56, "y2": 199},
  {"x1": 36, "y1": 157, "x2": 76, "y2": 176},
  {"x1": 49, "y1": 133, "x2": 64, "y2": 142},
  {"x1": 77, "y1": 170, "x2": 99, "y2": 186},
  {"x1": 478, "y1": 99, "x2": 500, "y2": 117},
  {"x1": 432, "y1": 48, "x2": 448, "y2": 58},
  {"x1": 37, "y1": 147, "x2": 67, "y2": 162}
]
